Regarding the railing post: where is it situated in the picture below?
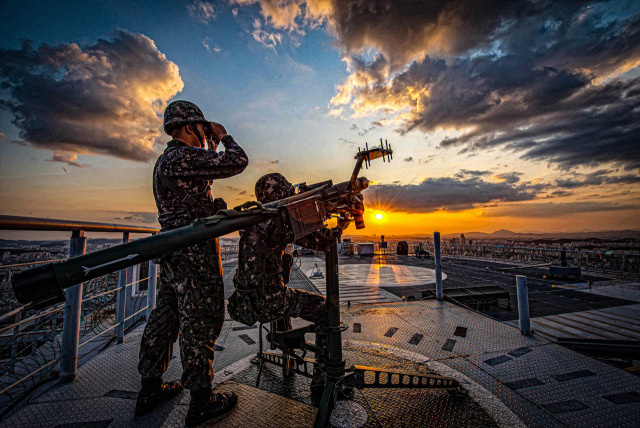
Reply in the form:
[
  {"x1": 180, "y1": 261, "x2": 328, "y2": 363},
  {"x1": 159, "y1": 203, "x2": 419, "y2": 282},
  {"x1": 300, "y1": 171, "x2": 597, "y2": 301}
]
[
  {"x1": 31, "y1": 309, "x2": 41, "y2": 354},
  {"x1": 434, "y1": 231, "x2": 443, "y2": 301},
  {"x1": 9, "y1": 310, "x2": 21, "y2": 372},
  {"x1": 516, "y1": 275, "x2": 532, "y2": 336},
  {"x1": 60, "y1": 230, "x2": 86, "y2": 383},
  {"x1": 116, "y1": 232, "x2": 129, "y2": 344},
  {"x1": 147, "y1": 259, "x2": 157, "y2": 318}
]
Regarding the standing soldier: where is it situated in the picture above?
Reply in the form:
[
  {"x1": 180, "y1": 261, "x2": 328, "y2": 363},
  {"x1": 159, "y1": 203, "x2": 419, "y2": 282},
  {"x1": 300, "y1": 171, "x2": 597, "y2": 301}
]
[{"x1": 135, "y1": 100, "x2": 248, "y2": 427}]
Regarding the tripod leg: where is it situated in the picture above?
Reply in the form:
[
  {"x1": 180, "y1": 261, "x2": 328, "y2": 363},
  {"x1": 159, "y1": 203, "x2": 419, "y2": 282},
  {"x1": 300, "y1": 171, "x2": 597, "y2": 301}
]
[
  {"x1": 313, "y1": 380, "x2": 337, "y2": 428},
  {"x1": 311, "y1": 328, "x2": 327, "y2": 398},
  {"x1": 277, "y1": 317, "x2": 294, "y2": 378},
  {"x1": 256, "y1": 322, "x2": 264, "y2": 387}
]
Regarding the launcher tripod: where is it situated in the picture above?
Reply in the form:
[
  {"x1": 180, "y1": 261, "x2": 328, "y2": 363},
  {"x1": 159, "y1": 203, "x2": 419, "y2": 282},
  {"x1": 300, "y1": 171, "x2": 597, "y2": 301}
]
[{"x1": 255, "y1": 234, "x2": 463, "y2": 428}]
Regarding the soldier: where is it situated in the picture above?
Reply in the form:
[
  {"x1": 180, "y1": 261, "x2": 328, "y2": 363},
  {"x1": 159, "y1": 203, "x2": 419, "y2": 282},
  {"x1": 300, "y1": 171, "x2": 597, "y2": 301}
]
[
  {"x1": 228, "y1": 173, "x2": 328, "y2": 329},
  {"x1": 135, "y1": 100, "x2": 248, "y2": 427}
]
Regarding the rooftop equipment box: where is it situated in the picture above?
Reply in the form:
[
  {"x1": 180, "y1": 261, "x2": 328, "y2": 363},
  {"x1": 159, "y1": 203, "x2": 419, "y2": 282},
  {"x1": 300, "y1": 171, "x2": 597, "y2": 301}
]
[{"x1": 358, "y1": 243, "x2": 375, "y2": 256}]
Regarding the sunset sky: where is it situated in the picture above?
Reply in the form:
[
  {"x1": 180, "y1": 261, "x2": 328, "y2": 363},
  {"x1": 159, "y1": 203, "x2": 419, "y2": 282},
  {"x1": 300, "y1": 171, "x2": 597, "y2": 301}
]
[{"x1": 1, "y1": 0, "x2": 639, "y2": 239}]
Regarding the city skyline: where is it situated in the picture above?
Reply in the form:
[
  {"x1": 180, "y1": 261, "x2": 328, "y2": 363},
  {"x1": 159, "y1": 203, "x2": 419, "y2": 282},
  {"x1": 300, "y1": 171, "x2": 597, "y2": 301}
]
[{"x1": 1, "y1": 0, "x2": 639, "y2": 239}]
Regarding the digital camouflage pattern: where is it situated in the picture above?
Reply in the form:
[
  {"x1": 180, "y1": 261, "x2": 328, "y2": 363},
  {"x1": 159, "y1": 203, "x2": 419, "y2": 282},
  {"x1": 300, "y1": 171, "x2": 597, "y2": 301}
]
[
  {"x1": 154, "y1": 136, "x2": 248, "y2": 229},
  {"x1": 163, "y1": 100, "x2": 207, "y2": 134},
  {"x1": 254, "y1": 172, "x2": 294, "y2": 203},
  {"x1": 138, "y1": 135, "x2": 248, "y2": 391},
  {"x1": 228, "y1": 173, "x2": 328, "y2": 326}
]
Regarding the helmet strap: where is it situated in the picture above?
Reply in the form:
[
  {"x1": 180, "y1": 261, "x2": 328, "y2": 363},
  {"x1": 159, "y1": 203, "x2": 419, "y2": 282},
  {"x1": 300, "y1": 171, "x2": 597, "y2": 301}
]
[{"x1": 190, "y1": 123, "x2": 206, "y2": 148}]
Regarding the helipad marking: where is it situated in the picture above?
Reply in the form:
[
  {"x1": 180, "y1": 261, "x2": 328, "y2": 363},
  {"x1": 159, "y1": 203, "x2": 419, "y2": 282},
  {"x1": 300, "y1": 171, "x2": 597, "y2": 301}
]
[{"x1": 307, "y1": 264, "x2": 447, "y2": 288}]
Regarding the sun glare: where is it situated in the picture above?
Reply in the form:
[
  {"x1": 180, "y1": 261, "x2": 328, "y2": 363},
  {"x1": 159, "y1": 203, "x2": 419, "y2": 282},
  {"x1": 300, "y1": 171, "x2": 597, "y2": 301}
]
[{"x1": 375, "y1": 213, "x2": 384, "y2": 221}]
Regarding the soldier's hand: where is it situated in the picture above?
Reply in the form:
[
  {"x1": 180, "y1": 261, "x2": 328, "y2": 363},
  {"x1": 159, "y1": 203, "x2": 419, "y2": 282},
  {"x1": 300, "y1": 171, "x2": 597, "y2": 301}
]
[{"x1": 208, "y1": 121, "x2": 228, "y2": 142}]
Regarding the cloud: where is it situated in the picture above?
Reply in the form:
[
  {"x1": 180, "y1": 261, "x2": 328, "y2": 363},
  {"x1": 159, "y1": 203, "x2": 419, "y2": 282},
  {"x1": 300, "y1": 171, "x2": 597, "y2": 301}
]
[
  {"x1": 327, "y1": 107, "x2": 343, "y2": 117},
  {"x1": 549, "y1": 190, "x2": 573, "y2": 197},
  {"x1": 47, "y1": 152, "x2": 89, "y2": 168},
  {"x1": 256, "y1": 159, "x2": 280, "y2": 168},
  {"x1": 455, "y1": 169, "x2": 491, "y2": 178},
  {"x1": 0, "y1": 132, "x2": 7, "y2": 142},
  {"x1": 403, "y1": 157, "x2": 413, "y2": 162},
  {"x1": 187, "y1": 1, "x2": 217, "y2": 24},
  {"x1": 556, "y1": 169, "x2": 640, "y2": 188},
  {"x1": 116, "y1": 212, "x2": 158, "y2": 223},
  {"x1": 420, "y1": 155, "x2": 435, "y2": 164},
  {"x1": 325, "y1": 1, "x2": 640, "y2": 171},
  {"x1": 493, "y1": 172, "x2": 522, "y2": 184},
  {"x1": 226, "y1": 185, "x2": 248, "y2": 196},
  {"x1": 484, "y1": 201, "x2": 639, "y2": 218},
  {"x1": 202, "y1": 37, "x2": 222, "y2": 54},
  {"x1": 365, "y1": 175, "x2": 540, "y2": 213},
  {"x1": 0, "y1": 30, "x2": 183, "y2": 163},
  {"x1": 339, "y1": 137, "x2": 356, "y2": 145},
  {"x1": 232, "y1": 0, "x2": 330, "y2": 32},
  {"x1": 251, "y1": 18, "x2": 283, "y2": 50}
]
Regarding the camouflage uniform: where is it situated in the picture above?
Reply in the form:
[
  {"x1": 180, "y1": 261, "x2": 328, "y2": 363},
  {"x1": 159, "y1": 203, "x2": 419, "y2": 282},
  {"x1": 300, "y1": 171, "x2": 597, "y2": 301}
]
[
  {"x1": 138, "y1": 134, "x2": 248, "y2": 391},
  {"x1": 228, "y1": 173, "x2": 327, "y2": 326}
]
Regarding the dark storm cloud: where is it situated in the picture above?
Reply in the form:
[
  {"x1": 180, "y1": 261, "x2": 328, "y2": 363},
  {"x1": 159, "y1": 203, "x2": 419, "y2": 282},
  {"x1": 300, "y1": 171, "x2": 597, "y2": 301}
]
[
  {"x1": 494, "y1": 172, "x2": 522, "y2": 184},
  {"x1": 549, "y1": 190, "x2": 574, "y2": 197},
  {"x1": 329, "y1": 0, "x2": 551, "y2": 69},
  {"x1": 0, "y1": 30, "x2": 183, "y2": 162},
  {"x1": 454, "y1": 169, "x2": 491, "y2": 178},
  {"x1": 329, "y1": 1, "x2": 640, "y2": 171},
  {"x1": 556, "y1": 170, "x2": 640, "y2": 188},
  {"x1": 365, "y1": 175, "x2": 540, "y2": 213}
]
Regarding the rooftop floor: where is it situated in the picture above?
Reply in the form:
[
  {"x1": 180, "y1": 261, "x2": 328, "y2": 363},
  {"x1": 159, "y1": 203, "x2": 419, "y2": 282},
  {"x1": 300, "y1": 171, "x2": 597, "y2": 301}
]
[{"x1": 2, "y1": 256, "x2": 639, "y2": 427}]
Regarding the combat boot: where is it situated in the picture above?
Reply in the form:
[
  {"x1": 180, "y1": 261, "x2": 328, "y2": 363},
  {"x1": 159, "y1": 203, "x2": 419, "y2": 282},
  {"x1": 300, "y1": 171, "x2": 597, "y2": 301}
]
[
  {"x1": 185, "y1": 387, "x2": 238, "y2": 427},
  {"x1": 135, "y1": 377, "x2": 182, "y2": 416}
]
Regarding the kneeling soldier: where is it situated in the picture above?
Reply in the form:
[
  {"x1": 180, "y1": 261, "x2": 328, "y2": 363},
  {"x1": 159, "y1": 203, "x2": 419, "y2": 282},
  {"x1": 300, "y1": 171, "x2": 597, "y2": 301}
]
[{"x1": 228, "y1": 173, "x2": 328, "y2": 328}]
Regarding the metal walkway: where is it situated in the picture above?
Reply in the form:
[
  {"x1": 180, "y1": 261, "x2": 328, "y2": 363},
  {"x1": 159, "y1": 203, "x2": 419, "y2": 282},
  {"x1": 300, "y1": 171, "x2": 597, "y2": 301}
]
[
  {"x1": 3, "y1": 259, "x2": 640, "y2": 427},
  {"x1": 2, "y1": 297, "x2": 639, "y2": 427}
]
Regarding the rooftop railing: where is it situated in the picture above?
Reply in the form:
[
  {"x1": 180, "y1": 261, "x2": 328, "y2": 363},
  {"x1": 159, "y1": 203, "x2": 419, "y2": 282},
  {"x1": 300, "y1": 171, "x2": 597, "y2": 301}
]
[
  {"x1": 366, "y1": 240, "x2": 640, "y2": 278},
  {"x1": 0, "y1": 215, "x2": 160, "y2": 420}
]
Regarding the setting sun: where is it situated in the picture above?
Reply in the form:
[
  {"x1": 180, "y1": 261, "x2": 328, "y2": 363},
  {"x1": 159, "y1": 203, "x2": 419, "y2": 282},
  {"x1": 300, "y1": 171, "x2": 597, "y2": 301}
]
[{"x1": 375, "y1": 213, "x2": 384, "y2": 221}]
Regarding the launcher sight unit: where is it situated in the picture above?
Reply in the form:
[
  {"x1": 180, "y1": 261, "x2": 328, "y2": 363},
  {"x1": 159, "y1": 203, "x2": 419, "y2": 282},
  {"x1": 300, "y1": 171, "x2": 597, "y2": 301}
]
[{"x1": 12, "y1": 143, "x2": 393, "y2": 309}]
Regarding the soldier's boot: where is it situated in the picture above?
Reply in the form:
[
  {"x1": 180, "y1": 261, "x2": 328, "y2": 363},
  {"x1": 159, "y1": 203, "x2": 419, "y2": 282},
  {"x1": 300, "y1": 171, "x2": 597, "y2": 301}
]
[
  {"x1": 135, "y1": 377, "x2": 182, "y2": 416},
  {"x1": 185, "y1": 387, "x2": 238, "y2": 427}
]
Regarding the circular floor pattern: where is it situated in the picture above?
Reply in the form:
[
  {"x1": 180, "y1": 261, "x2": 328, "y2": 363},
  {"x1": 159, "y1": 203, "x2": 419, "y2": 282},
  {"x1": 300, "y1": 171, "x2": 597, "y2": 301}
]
[{"x1": 306, "y1": 264, "x2": 447, "y2": 288}]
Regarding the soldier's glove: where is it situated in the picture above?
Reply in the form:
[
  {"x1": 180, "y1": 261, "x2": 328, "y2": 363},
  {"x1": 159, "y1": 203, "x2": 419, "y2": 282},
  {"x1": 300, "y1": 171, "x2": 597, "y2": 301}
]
[{"x1": 213, "y1": 197, "x2": 227, "y2": 213}]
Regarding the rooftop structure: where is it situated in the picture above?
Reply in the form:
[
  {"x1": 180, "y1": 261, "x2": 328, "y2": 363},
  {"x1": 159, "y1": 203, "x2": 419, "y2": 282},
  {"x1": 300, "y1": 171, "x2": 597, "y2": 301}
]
[
  {"x1": 2, "y1": 239, "x2": 640, "y2": 427},
  {"x1": 1, "y1": 216, "x2": 639, "y2": 427}
]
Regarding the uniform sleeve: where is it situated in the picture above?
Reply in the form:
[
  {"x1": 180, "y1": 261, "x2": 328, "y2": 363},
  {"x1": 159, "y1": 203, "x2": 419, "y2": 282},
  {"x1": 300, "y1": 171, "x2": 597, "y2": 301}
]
[{"x1": 164, "y1": 135, "x2": 249, "y2": 180}]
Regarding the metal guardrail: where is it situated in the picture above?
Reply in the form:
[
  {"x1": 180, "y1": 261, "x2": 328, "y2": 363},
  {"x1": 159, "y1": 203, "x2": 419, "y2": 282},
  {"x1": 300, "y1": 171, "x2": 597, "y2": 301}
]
[
  {"x1": 0, "y1": 215, "x2": 240, "y2": 419},
  {"x1": 0, "y1": 215, "x2": 159, "y2": 233},
  {"x1": 366, "y1": 240, "x2": 640, "y2": 278},
  {"x1": 0, "y1": 215, "x2": 160, "y2": 419}
]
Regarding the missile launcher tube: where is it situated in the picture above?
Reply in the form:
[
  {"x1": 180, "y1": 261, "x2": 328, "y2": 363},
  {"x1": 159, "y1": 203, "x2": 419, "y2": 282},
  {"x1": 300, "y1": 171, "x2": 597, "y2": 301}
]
[
  {"x1": 11, "y1": 177, "x2": 369, "y2": 308},
  {"x1": 12, "y1": 211, "x2": 275, "y2": 307}
]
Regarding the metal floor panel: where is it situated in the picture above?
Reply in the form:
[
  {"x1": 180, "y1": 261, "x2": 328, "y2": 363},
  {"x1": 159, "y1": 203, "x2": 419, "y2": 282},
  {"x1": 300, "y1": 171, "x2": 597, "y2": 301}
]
[
  {"x1": 508, "y1": 303, "x2": 640, "y2": 341},
  {"x1": 4, "y1": 272, "x2": 640, "y2": 428}
]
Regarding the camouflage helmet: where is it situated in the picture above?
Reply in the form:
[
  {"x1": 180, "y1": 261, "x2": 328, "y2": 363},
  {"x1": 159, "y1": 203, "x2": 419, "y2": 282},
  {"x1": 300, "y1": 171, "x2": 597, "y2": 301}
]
[
  {"x1": 255, "y1": 173, "x2": 295, "y2": 203},
  {"x1": 163, "y1": 100, "x2": 207, "y2": 134}
]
